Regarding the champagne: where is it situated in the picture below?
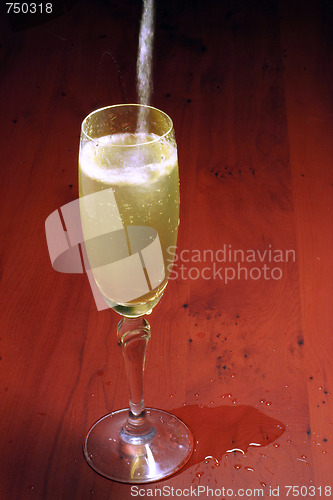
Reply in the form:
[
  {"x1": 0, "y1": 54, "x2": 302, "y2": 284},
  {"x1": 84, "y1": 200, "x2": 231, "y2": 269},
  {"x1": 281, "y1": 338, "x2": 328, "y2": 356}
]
[{"x1": 79, "y1": 132, "x2": 179, "y2": 317}]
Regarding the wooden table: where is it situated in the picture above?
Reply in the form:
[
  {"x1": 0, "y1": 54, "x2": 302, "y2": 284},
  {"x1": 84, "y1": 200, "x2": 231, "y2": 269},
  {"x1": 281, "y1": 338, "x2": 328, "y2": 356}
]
[{"x1": 1, "y1": 0, "x2": 332, "y2": 498}]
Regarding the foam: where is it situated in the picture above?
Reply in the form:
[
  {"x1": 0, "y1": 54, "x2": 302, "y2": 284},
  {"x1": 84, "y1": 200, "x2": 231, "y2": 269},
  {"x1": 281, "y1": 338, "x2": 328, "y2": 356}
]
[{"x1": 80, "y1": 133, "x2": 177, "y2": 185}]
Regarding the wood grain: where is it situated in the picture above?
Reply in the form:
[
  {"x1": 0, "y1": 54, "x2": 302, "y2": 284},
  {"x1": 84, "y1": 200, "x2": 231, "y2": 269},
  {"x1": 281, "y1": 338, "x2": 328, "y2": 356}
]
[{"x1": 0, "y1": 0, "x2": 332, "y2": 498}]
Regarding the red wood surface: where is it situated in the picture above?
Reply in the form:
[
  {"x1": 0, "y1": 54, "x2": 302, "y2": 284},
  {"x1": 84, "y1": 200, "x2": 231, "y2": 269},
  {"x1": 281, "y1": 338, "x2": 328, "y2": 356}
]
[{"x1": 0, "y1": 0, "x2": 332, "y2": 498}]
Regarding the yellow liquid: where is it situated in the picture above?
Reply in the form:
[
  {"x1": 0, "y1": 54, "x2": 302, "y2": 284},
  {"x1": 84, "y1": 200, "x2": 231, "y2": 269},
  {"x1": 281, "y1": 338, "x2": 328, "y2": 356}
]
[{"x1": 79, "y1": 132, "x2": 179, "y2": 316}]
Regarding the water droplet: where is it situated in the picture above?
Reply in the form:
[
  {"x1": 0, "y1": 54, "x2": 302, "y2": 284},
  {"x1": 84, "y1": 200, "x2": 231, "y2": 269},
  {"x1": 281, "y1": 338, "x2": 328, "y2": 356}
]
[
  {"x1": 234, "y1": 464, "x2": 242, "y2": 470},
  {"x1": 227, "y1": 448, "x2": 245, "y2": 454},
  {"x1": 204, "y1": 455, "x2": 219, "y2": 466}
]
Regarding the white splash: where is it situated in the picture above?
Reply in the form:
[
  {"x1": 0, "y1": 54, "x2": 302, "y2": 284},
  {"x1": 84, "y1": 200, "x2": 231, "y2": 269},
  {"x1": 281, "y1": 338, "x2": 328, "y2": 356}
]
[{"x1": 80, "y1": 134, "x2": 177, "y2": 185}]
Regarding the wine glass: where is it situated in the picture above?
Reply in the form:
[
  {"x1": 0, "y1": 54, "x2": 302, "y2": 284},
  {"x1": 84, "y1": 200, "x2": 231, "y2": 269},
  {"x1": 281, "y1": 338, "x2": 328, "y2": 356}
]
[{"x1": 78, "y1": 104, "x2": 193, "y2": 483}]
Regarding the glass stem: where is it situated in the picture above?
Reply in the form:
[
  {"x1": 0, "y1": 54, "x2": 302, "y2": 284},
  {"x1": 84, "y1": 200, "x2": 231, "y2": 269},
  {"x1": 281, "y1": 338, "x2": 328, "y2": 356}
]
[{"x1": 117, "y1": 316, "x2": 155, "y2": 441}]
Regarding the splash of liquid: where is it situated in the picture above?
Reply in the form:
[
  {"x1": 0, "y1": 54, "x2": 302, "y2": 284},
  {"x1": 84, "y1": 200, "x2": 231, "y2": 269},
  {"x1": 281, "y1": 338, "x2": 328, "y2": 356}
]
[
  {"x1": 172, "y1": 405, "x2": 285, "y2": 472},
  {"x1": 136, "y1": 0, "x2": 154, "y2": 130}
]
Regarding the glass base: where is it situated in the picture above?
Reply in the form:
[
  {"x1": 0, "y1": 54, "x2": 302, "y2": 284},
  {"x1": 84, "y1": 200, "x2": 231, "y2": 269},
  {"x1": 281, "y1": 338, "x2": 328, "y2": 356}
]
[{"x1": 83, "y1": 408, "x2": 193, "y2": 483}]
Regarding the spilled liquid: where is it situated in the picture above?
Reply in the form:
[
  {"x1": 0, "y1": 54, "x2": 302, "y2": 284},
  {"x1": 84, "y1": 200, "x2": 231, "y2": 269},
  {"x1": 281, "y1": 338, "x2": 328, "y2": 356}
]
[{"x1": 172, "y1": 405, "x2": 285, "y2": 471}]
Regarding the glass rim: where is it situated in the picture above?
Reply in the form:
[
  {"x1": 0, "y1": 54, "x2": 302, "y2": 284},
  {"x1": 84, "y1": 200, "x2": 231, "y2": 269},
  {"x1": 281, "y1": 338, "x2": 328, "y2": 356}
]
[{"x1": 81, "y1": 103, "x2": 174, "y2": 146}]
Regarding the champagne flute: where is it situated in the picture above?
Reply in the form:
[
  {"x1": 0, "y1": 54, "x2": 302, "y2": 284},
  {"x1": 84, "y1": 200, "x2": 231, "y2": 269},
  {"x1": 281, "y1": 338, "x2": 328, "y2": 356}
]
[{"x1": 79, "y1": 104, "x2": 193, "y2": 483}]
